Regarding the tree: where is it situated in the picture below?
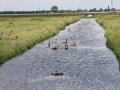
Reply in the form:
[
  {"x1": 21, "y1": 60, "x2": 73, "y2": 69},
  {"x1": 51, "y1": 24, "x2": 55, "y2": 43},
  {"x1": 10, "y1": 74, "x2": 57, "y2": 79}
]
[
  {"x1": 51, "y1": 6, "x2": 58, "y2": 13},
  {"x1": 77, "y1": 9, "x2": 82, "y2": 12},
  {"x1": 99, "y1": 8, "x2": 102, "y2": 12},
  {"x1": 93, "y1": 8, "x2": 96, "y2": 12},
  {"x1": 84, "y1": 9, "x2": 88, "y2": 12}
]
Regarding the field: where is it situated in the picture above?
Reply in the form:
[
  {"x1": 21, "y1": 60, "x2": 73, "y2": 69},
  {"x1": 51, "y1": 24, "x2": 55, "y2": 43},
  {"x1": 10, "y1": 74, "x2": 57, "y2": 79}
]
[
  {"x1": 95, "y1": 13, "x2": 120, "y2": 64},
  {"x1": 0, "y1": 14, "x2": 84, "y2": 64}
]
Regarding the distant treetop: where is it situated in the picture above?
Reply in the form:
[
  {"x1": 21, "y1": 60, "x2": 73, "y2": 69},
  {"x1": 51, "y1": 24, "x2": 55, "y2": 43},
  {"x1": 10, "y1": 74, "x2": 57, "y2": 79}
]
[{"x1": 51, "y1": 6, "x2": 58, "y2": 12}]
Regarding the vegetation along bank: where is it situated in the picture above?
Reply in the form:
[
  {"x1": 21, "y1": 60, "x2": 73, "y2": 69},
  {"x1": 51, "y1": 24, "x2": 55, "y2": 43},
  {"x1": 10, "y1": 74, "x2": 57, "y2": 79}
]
[
  {"x1": 95, "y1": 13, "x2": 120, "y2": 64},
  {"x1": 0, "y1": 14, "x2": 85, "y2": 64}
]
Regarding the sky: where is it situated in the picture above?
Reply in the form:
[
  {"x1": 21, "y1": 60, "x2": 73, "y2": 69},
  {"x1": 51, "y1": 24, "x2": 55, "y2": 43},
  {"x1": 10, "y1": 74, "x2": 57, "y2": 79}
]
[{"x1": 0, "y1": 0, "x2": 120, "y2": 11}]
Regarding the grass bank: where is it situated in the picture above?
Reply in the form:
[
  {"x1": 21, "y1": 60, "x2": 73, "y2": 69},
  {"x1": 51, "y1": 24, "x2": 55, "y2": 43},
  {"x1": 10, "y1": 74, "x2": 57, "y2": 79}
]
[
  {"x1": 0, "y1": 14, "x2": 84, "y2": 64},
  {"x1": 95, "y1": 13, "x2": 120, "y2": 64}
]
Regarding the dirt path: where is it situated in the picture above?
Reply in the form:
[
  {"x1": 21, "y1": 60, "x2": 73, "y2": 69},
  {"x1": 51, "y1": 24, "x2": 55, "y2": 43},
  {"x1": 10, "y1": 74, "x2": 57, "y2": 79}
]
[{"x1": 0, "y1": 18, "x2": 120, "y2": 90}]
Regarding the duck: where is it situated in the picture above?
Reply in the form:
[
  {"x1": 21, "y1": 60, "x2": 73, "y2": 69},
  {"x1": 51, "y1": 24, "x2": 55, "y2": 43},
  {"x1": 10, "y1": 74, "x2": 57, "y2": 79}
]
[
  {"x1": 7, "y1": 30, "x2": 13, "y2": 35},
  {"x1": 52, "y1": 46, "x2": 59, "y2": 50},
  {"x1": 77, "y1": 29, "x2": 80, "y2": 32},
  {"x1": 38, "y1": 26, "x2": 39, "y2": 30},
  {"x1": 70, "y1": 42, "x2": 77, "y2": 47},
  {"x1": 48, "y1": 41, "x2": 50, "y2": 47},
  {"x1": 5, "y1": 38, "x2": 10, "y2": 40},
  {"x1": 65, "y1": 44, "x2": 68, "y2": 50},
  {"x1": 68, "y1": 28, "x2": 71, "y2": 32},
  {"x1": 16, "y1": 35, "x2": 19, "y2": 40},
  {"x1": 70, "y1": 35, "x2": 75, "y2": 40},
  {"x1": 51, "y1": 41, "x2": 57, "y2": 44},
  {"x1": 63, "y1": 39, "x2": 67, "y2": 44}
]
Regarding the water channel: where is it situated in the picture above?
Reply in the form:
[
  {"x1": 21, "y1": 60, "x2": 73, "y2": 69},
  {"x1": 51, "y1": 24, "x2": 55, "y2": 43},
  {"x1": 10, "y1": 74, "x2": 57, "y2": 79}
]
[{"x1": 0, "y1": 18, "x2": 120, "y2": 90}]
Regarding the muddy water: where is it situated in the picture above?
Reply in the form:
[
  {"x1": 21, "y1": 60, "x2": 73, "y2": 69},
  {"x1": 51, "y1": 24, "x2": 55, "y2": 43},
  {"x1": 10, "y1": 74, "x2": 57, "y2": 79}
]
[{"x1": 0, "y1": 18, "x2": 120, "y2": 90}]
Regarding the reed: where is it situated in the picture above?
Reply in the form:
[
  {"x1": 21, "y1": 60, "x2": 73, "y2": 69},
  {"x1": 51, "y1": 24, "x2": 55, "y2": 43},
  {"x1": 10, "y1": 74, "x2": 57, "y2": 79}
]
[{"x1": 0, "y1": 14, "x2": 84, "y2": 64}]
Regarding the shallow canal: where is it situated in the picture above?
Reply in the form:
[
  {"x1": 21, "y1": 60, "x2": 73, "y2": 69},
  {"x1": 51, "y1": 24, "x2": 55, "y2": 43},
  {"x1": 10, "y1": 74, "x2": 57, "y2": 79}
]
[{"x1": 0, "y1": 18, "x2": 120, "y2": 90}]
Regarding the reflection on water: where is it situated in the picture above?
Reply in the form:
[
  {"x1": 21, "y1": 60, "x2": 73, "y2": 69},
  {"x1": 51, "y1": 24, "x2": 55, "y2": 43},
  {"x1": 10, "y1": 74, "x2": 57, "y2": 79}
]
[{"x1": 0, "y1": 18, "x2": 120, "y2": 90}]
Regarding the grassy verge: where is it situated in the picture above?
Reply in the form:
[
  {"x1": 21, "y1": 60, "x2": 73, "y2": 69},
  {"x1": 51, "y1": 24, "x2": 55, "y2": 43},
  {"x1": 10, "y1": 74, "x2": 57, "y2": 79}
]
[
  {"x1": 95, "y1": 13, "x2": 120, "y2": 64},
  {"x1": 0, "y1": 14, "x2": 85, "y2": 64}
]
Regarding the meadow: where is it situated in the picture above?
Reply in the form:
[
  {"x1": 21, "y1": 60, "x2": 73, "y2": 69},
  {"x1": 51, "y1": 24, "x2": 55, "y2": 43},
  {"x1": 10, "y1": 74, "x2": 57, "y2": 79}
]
[
  {"x1": 0, "y1": 14, "x2": 84, "y2": 64},
  {"x1": 95, "y1": 13, "x2": 120, "y2": 64}
]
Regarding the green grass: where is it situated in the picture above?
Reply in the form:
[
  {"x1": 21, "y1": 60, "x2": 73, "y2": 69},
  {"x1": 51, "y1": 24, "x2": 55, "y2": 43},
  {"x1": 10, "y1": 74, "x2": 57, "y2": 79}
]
[
  {"x1": 0, "y1": 14, "x2": 85, "y2": 64},
  {"x1": 95, "y1": 13, "x2": 120, "y2": 64}
]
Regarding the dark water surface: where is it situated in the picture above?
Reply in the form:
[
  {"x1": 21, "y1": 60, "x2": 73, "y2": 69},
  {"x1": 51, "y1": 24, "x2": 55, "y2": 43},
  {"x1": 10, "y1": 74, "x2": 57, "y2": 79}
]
[{"x1": 0, "y1": 18, "x2": 120, "y2": 90}]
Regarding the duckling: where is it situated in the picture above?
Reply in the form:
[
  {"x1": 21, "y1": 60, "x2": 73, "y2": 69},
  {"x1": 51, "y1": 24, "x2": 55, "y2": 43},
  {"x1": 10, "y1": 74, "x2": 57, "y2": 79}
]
[
  {"x1": 70, "y1": 42, "x2": 77, "y2": 47},
  {"x1": 52, "y1": 46, "x2": 59, "y2": 50},
  {"x1": 53, "y1": 39, "x2": 57, "y2": 40},
  {"x1": 0, "y1": 32, "x2": 3, "y2": 40},
  {"x1": 54, "y1": 71, "x2": 59, "y2": 76},
  {"x1": 60, "y1": 72, "x2": 63, "y2": 75},
  {"x1": 59, "y1": 47, "x2": 65, "y2": 50},
  {"x1": 55, "y1": 72, "x2": 63, "y2": 76},
  {"x1": 52, "y1": 71, "x2": 64, "y2": 76}
]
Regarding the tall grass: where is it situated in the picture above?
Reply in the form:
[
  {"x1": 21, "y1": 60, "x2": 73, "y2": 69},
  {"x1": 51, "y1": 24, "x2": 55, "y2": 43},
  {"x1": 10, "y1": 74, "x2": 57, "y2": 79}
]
[
  {"x1": 0, "y1": 14, "x2": 84, "y2": 64},
  {"x1": 95, "y1": 13, "x2": 120, "y2": 64}
]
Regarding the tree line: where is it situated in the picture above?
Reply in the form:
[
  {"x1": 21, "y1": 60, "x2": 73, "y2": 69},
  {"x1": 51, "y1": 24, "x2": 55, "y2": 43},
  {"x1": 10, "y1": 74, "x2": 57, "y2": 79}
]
[{"x1": 0, "y1": 6, "x2": 119, "y2": 14}]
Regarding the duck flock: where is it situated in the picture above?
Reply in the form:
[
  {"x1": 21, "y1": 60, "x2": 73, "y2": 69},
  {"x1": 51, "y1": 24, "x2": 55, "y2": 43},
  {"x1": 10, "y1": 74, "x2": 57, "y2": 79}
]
[{"x1": 41, "y1": 20, "x2": 93, "y2": 76}]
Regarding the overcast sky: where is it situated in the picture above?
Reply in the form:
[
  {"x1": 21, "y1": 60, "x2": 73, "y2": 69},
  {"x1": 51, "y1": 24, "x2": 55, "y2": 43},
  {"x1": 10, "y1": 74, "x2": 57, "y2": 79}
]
[{"x1": 0, "y1": 0, "x2": 120, "y2": 11}]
